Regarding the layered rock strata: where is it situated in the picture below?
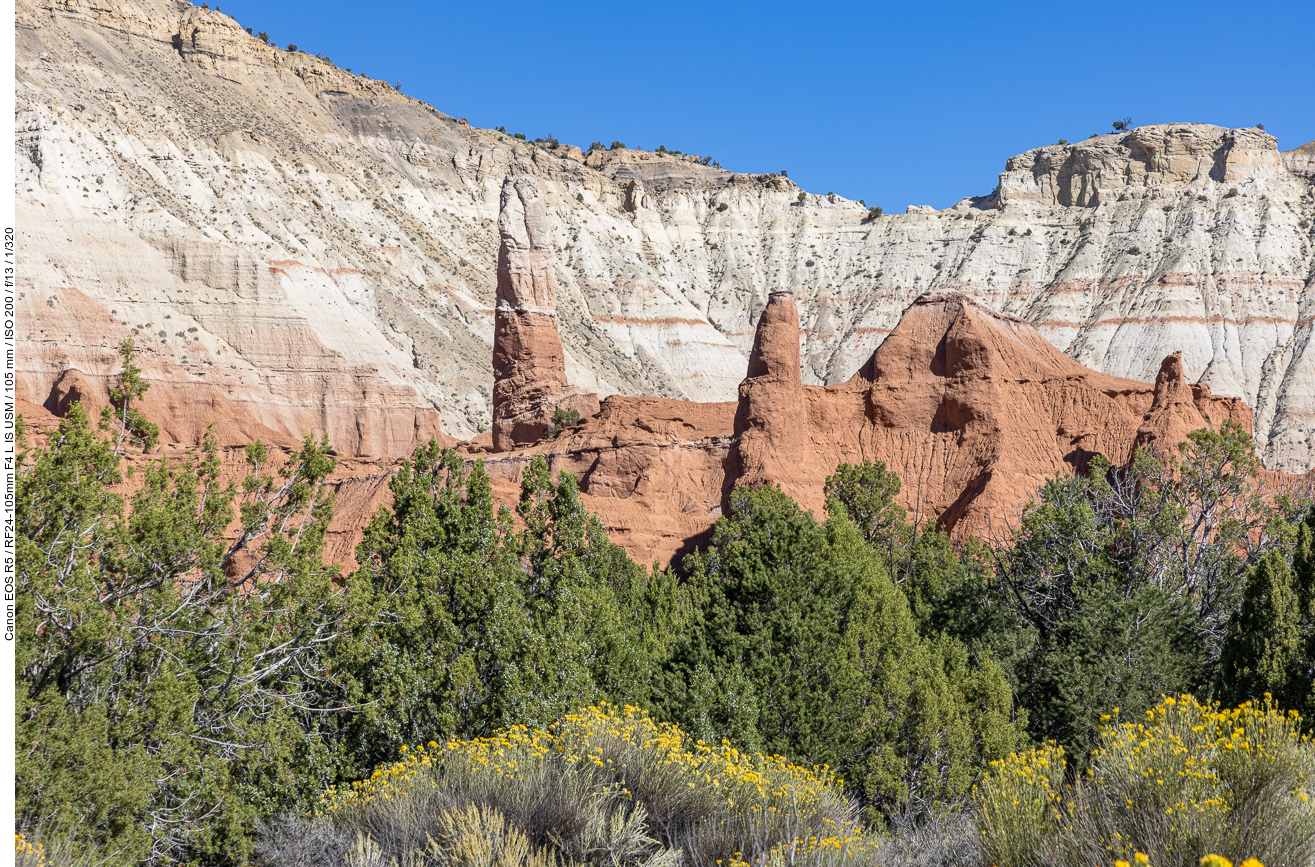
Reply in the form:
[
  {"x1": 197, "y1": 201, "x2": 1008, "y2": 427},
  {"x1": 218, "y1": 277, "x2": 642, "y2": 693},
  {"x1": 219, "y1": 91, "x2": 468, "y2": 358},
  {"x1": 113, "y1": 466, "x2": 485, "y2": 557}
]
[
  {"x1": 491, "y1": 177, "x2": 599, "y2": 451},
  {"x1": 16, "y1": 0, "x2": 1315, "y2": 468}
]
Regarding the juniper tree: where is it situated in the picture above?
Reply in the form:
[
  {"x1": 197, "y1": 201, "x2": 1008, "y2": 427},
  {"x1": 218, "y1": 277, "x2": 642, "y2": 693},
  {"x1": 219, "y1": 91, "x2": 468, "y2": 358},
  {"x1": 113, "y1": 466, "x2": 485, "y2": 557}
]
[
  {"x1": 659, "y1": 484, "x2": 1022, "y2": 829},
  {"x1": 16, "y1": 395, "x2": 348, "y2": 865}
]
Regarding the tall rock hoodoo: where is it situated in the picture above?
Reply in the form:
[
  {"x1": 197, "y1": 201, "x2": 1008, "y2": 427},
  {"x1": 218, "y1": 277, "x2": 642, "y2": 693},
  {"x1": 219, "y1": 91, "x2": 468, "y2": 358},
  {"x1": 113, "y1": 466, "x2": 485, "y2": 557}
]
[
  {"x1": 491, "y1": 176, "x2": 599, "y2": 451},
  {"x1": 728, "y1": 291, "x2": 824, "y2": 512},
  {"x1": 1135, "y1": 351, "x2": 1249, "y2": 455}
]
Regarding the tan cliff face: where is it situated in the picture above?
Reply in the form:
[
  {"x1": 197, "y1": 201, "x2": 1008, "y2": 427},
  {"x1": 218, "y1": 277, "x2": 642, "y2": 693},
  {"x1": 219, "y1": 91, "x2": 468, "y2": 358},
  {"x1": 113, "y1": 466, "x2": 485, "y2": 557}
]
[{"x1": 14, "y1": 0, "x2": 1315, "y2": 472}]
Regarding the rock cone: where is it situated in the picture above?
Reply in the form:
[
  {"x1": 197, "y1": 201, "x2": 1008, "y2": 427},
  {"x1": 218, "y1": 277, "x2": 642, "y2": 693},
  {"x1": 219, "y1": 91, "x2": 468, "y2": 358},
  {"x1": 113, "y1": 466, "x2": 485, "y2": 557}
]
[
  {"x1": 728, "y1": 291, "x2": 822, "y2": 512},
  {"x1": 1134, "y1": 351, "x2": 1246, "y2": 455},
  {"x1": 491, "y1": 176, "x2": 599, "y2": 451}
]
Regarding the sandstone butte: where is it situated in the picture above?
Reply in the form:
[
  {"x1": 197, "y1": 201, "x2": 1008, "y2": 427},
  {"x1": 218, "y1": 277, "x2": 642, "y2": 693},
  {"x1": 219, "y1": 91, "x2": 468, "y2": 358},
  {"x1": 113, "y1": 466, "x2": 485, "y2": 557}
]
[{"x1": 15, "y1": 0, "x2": 1315, "y2": 474}]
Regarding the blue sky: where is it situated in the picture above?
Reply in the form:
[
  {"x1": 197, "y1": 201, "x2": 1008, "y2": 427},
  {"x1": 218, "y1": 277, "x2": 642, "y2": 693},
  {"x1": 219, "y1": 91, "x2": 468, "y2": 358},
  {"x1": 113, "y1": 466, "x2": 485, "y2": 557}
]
[{"x1": 212, "y1": 0, "x2": 1314, "y2": 211}]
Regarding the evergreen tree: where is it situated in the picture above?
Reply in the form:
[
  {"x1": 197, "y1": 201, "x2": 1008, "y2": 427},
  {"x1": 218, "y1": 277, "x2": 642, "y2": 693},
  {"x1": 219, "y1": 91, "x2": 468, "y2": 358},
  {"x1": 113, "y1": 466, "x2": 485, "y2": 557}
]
[
  {"x1": 825, "y1": 461, "x2": 1029, "y2": 690},
  {"x1": 16, "y1": 401, "x2": 348, "y2": 865},
  {"x1": 340, "y1": 451, "x2": 662, "y2": 771},
  {"x1": 338, "y1": 444, "x2": 529, "y2": 764},
  {"x1": 1219, "y1": 508, "x2": 1315, "y2": 723},
  {"x1": 1020, "y1": 583, "x2": 1203, "y2": 760},
  {"x1": 824, "y1": 460, "x2": 909, "y2": 573},
  {"x1": 660, "y1": 484, "x2": 1022, "y2": 828},
  {"x1": 993, "y1": 427, "x2": 1310, "y2": 757}
]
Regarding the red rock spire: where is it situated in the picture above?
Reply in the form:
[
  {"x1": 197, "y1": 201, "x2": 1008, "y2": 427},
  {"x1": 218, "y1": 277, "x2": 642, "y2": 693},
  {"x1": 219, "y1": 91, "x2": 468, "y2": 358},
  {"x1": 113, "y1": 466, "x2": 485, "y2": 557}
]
[{"x1": 491, "y1": 176, "x2": 599, "y2": 451}]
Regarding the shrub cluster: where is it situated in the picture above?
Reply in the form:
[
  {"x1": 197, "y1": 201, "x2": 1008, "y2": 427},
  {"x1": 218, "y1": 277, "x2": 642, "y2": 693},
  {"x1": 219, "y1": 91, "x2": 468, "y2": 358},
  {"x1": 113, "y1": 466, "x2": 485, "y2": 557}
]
[
  {"x1": 976, "y1": 695, "x2": 1315, "y2": 866},
  {"x1": 15, "y1": 343, "x2": 1315, "y2": 866},
  {"x1": 294, "y1": 704, "x2": 879, "y2": 867}
]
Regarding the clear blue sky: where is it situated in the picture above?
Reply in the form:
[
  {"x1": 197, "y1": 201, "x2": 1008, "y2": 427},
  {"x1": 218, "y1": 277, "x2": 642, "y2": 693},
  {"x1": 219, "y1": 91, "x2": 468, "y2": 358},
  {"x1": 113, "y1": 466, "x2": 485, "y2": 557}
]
[{"x1": 213, "y1": 0, "x2": 1315, "y2": 211}]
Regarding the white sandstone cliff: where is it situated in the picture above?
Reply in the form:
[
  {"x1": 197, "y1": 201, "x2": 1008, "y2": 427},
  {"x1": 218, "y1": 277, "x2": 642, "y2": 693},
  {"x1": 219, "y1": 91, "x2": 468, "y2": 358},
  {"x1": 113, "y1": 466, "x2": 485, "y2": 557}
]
[{"x1": 14, "y1": 0, "x2": 1315, "y2": 469}]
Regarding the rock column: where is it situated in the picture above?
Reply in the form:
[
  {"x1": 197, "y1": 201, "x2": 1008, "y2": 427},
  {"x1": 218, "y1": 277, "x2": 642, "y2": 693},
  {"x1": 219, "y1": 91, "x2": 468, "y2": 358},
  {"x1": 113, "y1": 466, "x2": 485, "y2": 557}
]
[
  {"x1": 492, "y1": 176, "x2": 599, "y2": 451},
  {"x1": 727, "y1": 291, "x2": 822, "y2": 512},
  {"x1": 1134, "y1": 351, "x2": 1253, "y2": 456}
]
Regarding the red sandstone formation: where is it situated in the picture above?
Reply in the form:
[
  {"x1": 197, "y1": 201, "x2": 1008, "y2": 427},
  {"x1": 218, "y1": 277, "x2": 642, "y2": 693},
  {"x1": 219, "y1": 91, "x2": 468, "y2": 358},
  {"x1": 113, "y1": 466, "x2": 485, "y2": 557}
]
[
  {"x1": 18, "y1": 287, "x2": 447, "y2": 458},
  {"x1": 796, "y1": 293, "x2": 1252, "y2": 537},
  {"x1": 728, "y1": 291, "x2": 821, "y2": 511},
  {"x1": 20, "y1": 284, "x2": 1281, "y2": 573},
  {"x1": 473, "y1": 291, "x2": 1262, "y2": 566},
  {"x1": 1135, "y1": 351, "x2": 1244, "y2": 454},
  {"x1": 491, "y1": 176, "x2": 600, "y2": 451}
]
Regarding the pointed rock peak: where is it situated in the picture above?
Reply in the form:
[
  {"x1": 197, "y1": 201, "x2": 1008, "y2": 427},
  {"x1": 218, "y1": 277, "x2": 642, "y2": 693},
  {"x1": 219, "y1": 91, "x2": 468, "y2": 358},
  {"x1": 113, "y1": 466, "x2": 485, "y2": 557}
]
[
  {"x1": 865, "y1": 291, "x2": 1089, "y2": 384},
  {"x1": 496, "y1": 176, "x2": 558, "y2": 315},
  {"x1": 1148, "y1": 351, "x2": 1195, "y2": 413},
  {"x1": 746, "y1": 291, "x2": 801, "y2": 381},
  {"x1": 1137, "y1": 351, "x2": 1216, "y2": 455}
]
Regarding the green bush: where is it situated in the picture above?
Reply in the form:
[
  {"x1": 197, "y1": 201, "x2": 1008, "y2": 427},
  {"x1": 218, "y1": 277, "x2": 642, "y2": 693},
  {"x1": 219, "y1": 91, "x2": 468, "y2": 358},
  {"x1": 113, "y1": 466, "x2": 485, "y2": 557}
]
[
  {"x1": 995, "y1": 424, "x2": 1309, "y2": 759},
  {"x1": 15, "y1": 345, "x2": 350, "y2": 865},
  {"x1": 975, "y1": 696, "x2": 1315, "y2": 867},
  {"x1": 658, "y1": 484, "x2": 1023, "y2": 829},
  {"x1": 1220, "y1": 507, "x2": 1315, "y2": 721},
  {"x1": 339, "y1": 449, "x2": 663, "y2": 773},
  {"x1": 541, "y1": 407, "x2": 583, "y2": 440}
]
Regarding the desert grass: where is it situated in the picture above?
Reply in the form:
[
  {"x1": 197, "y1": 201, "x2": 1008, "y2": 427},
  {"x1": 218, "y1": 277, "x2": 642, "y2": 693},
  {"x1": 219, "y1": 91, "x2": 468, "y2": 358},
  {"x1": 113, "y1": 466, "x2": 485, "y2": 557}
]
[{"x1": 14, "y1": 831, "x2": 135, "y2": 867}]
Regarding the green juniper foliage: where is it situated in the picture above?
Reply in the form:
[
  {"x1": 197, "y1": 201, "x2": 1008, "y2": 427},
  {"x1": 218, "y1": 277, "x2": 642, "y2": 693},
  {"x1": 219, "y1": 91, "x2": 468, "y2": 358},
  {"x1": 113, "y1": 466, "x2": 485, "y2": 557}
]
[
  {"x1": 1219, "y1": 506, "x2": 1315, "y2": 722},
  {"x1": 16, "y1": 410, "x2": 348, "y2": 864},
  {"x1": 657, "y1": 483, "x2": 1023, "y2": 829},
  {"x1": 994, "y1": 422, "x2": 1311, "y2": 757},
  {"x1": 102, "y1": 338, "x2": 159, "y2": 452},
  {"x1": 339, "y1": 449, "x2": 664, "y2": 774},
  {"x1": 16, "y1": 344, "x2": 1315, "y2": 865}
]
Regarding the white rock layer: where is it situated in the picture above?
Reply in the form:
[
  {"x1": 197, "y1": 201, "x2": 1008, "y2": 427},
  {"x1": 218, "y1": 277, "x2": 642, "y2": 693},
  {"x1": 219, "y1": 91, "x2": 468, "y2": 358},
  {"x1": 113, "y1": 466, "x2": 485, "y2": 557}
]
[{"x1": 14, "y1": 0, "x2": 1315, "y2": 468}]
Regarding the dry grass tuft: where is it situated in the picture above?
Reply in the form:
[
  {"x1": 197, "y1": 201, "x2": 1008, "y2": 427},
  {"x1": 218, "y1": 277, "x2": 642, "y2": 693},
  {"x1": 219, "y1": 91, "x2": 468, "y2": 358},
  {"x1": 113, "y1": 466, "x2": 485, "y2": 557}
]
[{"x1": 269, "y1": 705, "x2": 886, "y2": 867}]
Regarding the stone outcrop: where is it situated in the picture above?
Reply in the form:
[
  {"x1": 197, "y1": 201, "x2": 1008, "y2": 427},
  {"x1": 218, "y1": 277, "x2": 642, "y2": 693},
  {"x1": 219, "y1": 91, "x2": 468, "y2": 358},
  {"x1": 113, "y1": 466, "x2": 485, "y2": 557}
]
[
  {"x1": 16, "y1": 0, "x2": 1314, "y2": 468},
  {"x1": 491, "y1": 177, "x2": 599, "y2": 451},
  {"x1": 1135, "y1": 351, "x2": 1251, "y2": 455},
  {"x1": 466, "y1": 291, "x2": 1272, "y2": 566}
]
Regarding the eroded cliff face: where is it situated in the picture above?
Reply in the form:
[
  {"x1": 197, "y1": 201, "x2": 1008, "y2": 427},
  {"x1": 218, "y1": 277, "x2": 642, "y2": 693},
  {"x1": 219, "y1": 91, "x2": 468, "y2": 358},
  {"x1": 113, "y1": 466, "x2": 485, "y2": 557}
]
[
  {"x1": 14, "y1": 0, "x2": 1315, "y2": 469},
  {"x1": 462, "y1": 291, "x2": 1261, "y2": 567}
]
